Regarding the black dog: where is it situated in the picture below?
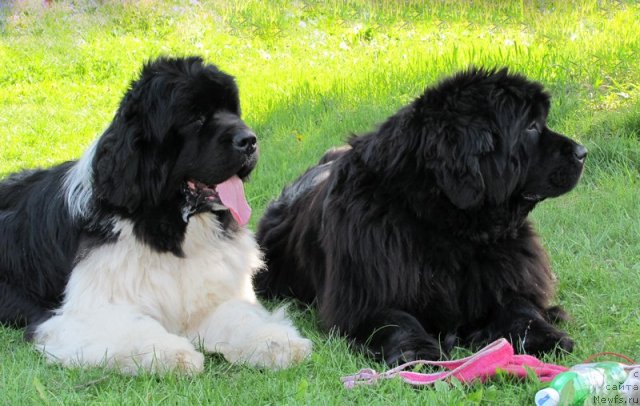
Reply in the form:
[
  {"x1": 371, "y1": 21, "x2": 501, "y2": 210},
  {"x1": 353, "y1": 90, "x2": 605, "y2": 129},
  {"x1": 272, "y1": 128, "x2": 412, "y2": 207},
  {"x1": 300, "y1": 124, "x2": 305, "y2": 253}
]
[
  {"x1": 0, "y1": 56, "x2": 311, "y2": 373},
  {"x1": 254, "y1": 68, "x2": 586, "y2": 365}
]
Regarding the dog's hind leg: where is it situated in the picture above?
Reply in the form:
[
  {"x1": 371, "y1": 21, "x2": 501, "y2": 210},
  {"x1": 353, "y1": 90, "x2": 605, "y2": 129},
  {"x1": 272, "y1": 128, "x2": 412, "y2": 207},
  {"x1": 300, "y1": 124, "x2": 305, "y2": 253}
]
[
  {"x1": 0, "y1": 282, "x2": 49, "y2": 328},
  {"x1": 190, "y1": 298, "x2": 312, "y2": 370},
  {"x1": 254, "y1": 201, "x2": 318, "y2": 304}
]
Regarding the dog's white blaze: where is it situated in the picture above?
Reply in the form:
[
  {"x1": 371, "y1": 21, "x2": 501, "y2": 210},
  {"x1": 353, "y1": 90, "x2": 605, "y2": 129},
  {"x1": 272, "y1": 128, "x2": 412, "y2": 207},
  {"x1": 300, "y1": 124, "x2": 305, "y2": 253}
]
[
  {"x1": 33, "y1": 214, "x2": 312, "y2": 373},
  {"x1": 63, "y1": 140, "x2": 97, "y2": 220}
]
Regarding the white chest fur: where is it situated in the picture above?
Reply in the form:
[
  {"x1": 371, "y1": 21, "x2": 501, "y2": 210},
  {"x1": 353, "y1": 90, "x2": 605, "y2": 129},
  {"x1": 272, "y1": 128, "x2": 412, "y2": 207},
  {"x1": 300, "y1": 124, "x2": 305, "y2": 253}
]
[{"x1": 63, "y1": 214, "x2": 263, "y2": 335}]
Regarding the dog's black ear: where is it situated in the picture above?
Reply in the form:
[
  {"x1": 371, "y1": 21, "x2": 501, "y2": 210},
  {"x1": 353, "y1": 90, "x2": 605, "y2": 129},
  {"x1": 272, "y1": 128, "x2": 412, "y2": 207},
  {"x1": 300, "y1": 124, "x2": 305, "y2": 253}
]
[
  {"x1": 431, "y1": 127, "x2": 493, "y2": 210},
  {"x1": 92, "y1": 121, "x2": 153, "y2": 213},
  {"x1": 92, "y1": 76, "x2": 176, "y2": 213},
  {"x1": 434, "y1": 152, "x2": 484, "y2": 209},
  {"x1": 352, "y1": 109, "x2": 490, "y2": 211}
]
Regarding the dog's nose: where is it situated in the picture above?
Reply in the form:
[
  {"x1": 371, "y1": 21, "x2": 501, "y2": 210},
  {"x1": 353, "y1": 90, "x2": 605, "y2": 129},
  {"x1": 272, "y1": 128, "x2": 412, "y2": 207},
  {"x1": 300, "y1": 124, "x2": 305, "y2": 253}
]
[
  {"x1": 573, "y1": 144, "x2": 588, "y2": 163},
  {"x1": 233, "y1": 130, "x2": 257, "y2": 154}
]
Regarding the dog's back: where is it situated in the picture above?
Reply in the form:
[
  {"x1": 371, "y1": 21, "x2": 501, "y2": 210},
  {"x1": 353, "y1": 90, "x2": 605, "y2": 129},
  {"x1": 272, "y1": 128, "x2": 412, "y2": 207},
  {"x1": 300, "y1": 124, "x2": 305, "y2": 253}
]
[
  {"x1": 0, "y1": 162, "x2": 81, "y2": 327},
  {"x1": 0, "y1": 169, "x2": 47, "y2": 209}
]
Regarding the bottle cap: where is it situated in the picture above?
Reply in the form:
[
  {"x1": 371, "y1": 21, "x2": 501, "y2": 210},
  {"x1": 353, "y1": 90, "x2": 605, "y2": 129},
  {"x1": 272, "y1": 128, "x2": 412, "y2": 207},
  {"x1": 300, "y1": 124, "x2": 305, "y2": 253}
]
[{"x1": 535, "y1": 388, "x2": 560, "y2": 406}]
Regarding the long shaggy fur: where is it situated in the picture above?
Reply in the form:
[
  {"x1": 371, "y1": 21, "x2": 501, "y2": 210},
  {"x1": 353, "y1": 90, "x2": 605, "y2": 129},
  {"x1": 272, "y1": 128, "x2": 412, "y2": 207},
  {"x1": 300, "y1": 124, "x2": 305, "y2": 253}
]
[
  {"x1": 255, "y1": 67, "x2": 586, "y2": 365},
  {"x1": 0, "y1": 56, "x2": 311, "y2": 373}
]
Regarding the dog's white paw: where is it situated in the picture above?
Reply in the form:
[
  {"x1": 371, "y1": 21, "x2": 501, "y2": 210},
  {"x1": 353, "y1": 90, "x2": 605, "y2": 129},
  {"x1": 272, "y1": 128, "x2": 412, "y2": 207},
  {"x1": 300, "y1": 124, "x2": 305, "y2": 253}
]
[
  {"x1": 243, "y1": 326, "x2": 313, "y2": 370},
  {"x1": 128, "y1": 336, "x2": 205, "y2": 375}
]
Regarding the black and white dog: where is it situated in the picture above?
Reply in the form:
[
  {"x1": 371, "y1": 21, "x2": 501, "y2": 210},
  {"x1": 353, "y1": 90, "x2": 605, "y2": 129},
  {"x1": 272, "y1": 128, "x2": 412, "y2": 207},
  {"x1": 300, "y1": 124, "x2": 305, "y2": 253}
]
[{"x1": 0, "y1": 56, "x2": 311, "y2": 373}]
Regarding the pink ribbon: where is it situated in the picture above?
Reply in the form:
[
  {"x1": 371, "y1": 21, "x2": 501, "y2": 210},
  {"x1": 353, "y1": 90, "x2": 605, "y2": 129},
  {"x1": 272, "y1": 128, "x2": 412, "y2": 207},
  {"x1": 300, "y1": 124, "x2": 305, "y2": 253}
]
[{"x1": 341, "y1": 338, "x2": 568, "y2": 389}]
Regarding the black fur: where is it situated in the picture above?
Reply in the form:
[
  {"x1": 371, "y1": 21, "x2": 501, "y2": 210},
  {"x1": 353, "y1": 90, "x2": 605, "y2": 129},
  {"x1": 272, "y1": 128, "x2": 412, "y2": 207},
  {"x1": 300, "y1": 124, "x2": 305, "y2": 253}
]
[
  {"x1": 0, "y1": 165, "x2": 81, "y2": 326},
  {"x1": 255, "y1": 67, "x2": 586, "y2": 365},
  {"x1": 0, "y1": 56, "x2": 257, "y2": 330}
]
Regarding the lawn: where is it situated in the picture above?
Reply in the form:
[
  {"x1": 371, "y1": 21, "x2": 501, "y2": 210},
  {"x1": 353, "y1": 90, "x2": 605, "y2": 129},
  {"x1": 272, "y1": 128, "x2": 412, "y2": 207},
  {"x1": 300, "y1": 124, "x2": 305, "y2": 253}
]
[{"x1": 1, "y1": 0, "x2": 639, "y2": 404}]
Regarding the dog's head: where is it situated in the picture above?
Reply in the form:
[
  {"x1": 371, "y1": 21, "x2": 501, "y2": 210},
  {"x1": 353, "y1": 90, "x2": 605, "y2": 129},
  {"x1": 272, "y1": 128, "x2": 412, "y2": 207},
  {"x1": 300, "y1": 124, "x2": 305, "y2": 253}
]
[
  {"x1": 426, "y1": 68, "x2": 586, "y2": 210},
  {"x1": 92, "y1": 56, "x2": 257, "y2": 225},
  {"x1": 359, "y1": 67, "x2": 586, "y2": 212}
]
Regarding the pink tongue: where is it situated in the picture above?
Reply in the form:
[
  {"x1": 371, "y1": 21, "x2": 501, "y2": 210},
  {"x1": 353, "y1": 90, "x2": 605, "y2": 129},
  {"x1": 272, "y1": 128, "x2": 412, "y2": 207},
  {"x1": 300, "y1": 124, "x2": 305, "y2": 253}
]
[{"x1": 215, "y1": 176, "x2": 251, "y2": 226}]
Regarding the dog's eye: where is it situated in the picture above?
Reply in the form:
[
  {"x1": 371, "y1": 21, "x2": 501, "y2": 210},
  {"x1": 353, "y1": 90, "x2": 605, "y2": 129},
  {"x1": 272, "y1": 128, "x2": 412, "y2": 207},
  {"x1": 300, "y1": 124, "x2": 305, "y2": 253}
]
[{"x1": 526, "y1": 121, "x2": 540, "y2": 134}]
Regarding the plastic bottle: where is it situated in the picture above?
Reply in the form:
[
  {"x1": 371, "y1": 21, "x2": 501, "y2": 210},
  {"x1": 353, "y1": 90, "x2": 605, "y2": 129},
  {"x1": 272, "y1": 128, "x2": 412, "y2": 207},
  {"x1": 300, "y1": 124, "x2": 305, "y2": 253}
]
[{"x1": 534, "y1": 362, "x2": 627, "y2": 406}]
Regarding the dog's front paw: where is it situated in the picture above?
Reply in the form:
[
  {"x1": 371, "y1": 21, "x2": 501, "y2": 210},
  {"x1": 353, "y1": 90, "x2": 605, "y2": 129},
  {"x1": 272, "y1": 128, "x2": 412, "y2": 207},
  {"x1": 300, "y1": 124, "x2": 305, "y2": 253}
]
[
  {"x1": 521, "y1": 320, "x2": 574, "y2": 355},
  {"x1": 243, "y1": 326, "x2": 313, "y2": 370},
  {"x1": 382, "y1": 345, "x2": 443, "y2": 366},
  {"x1": 166, "y1": 347, "x2": 206, "y2": 375},
  {"x1": 131, "y1": 336, "x2": 205, "y2": 375}
]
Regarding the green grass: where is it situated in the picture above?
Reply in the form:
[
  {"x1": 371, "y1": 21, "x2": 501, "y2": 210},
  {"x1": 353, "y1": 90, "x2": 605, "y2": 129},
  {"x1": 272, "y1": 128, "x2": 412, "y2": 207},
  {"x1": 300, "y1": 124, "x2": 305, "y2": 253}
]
[{"x1": 1, "y1": 0, "x2": 639, "y2": 404}]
